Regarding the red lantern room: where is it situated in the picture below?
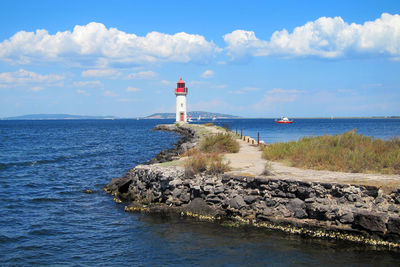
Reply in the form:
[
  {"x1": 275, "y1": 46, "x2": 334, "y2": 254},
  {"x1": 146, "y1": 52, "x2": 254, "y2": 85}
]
[{"x1": 175, "y1": 77, "x2": 188, "y2": 95}]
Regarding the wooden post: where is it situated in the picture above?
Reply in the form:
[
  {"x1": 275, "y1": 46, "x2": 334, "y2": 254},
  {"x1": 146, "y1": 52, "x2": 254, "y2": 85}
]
[
  {"x1": 240, "y1": 128, "x2": 243, "y2": 139},
  {"x1": 257, "y1": 132, "x2": 260, "y2": 145}
]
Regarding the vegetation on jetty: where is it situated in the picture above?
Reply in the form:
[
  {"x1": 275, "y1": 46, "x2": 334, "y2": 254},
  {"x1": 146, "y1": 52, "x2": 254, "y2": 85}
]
[
  {"x1": 262, "y1": 129, "x2": 400, "y2": 174},
  {"x1": 184, "y1": 125, "x2": 239, "y2": 176}
]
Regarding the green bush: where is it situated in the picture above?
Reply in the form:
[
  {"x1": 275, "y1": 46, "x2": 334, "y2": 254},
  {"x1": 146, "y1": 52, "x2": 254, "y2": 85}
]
[{"x1": 262, "y1": 129, "x2": 400, "y2": 174}]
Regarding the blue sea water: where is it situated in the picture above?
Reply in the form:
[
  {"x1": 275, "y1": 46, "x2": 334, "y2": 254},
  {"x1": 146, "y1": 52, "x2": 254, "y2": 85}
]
[{"x1": 1, "y1": 118, "x2": 400, "y2": 266}]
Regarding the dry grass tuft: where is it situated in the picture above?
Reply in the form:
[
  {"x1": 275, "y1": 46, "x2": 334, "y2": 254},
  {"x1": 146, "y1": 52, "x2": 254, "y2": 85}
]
[
  {"x1": 262, "y1": 129, "x2": 400, "y2": 174},
  {"x1": 200, "y1": 133, "x2": 240, "y2": 153},
  {"x1": 184, "y1": 152, "x2": 230, "y2": 177}
]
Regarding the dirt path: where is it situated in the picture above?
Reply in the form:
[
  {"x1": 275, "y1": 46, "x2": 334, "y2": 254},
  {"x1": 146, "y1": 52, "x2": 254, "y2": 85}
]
[{"x1": 201, "y1": 125, "x2": 400, "y2": 191}]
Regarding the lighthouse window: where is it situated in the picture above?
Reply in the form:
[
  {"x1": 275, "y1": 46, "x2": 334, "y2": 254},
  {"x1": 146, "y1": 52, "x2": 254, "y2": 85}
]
[{"x1": 181, "y1": 103, "x2": 183, "y2": 107}]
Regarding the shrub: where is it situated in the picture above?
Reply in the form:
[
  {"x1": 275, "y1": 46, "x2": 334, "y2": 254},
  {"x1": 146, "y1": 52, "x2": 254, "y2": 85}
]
[
  {"x1": 184, "y1": 152, "x2": 231, "y2": 176},
  {"x1": 262, "y1": 130, "x2": 400, "y2": 174},
  {"x1": 200, "y1": 133, "x2": 240, "y2": 153},
  {"x1": 204, "y1": 123, "x2": 214, "y2": 126}
]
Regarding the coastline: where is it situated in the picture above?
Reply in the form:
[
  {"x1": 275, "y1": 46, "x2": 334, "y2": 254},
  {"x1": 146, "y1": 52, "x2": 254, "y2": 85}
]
[{"x1": 105, "y1": 124, "x2": 400, "y2": 249}]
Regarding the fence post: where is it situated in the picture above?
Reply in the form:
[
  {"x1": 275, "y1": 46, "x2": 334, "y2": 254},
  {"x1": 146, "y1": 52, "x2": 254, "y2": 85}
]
[
  {"x1": 240, "y1": 128, "x2": 243, "y2": 139},
  {"x1": 257, "y1": 132, "x2": 260, "y2": 145}
]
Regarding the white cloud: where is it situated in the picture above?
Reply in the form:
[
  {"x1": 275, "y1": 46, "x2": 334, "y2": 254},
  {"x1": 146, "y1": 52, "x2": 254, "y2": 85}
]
[
  {"x1": 126, "y1": 70, "x2": 157, "y2": 80},
  {"x1": 0, "y1": 22, "x2": 220, "y2": 66},
  {"x1": 224, "y1": 13, "x2": 400, "y2": 60},
  {"x1": 81, "y1": 69, "x2": 119, "y2": 77},
  {"x1": 76, "y1": 89, "x2": 89, "y2": 96},
  {"x1": 103, "y1": 90, "x2": 118, "y2": 97},
  {"x1": 229, "y1": 86, "x2": 259, "y2": 95},
  {"x1": 73, "y1": 80, "x2": 103, "y2": 88},
  {"x1": 0, "y1": 69, "x2": 64, "y2": 88},
  {"x1": 200, "y1": 70, "x2": 214, "y2": 78},
  {"x1": 30, "y1": 86, "x2": 44, "y2": 92},
  {"x1": 126, "y1": 86, "x2": 141, "y2": 92},
  {"x1": 212, "y1": 84, "x2": 227, "y2": 89},
  {"x1": 267, "y1": 88, "x2": 302, "y2": 94}
]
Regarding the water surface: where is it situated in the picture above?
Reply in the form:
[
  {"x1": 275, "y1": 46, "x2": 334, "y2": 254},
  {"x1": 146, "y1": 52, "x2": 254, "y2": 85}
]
[{"x1": 1, "y1": 119, "x2": 399, "y2": 266}]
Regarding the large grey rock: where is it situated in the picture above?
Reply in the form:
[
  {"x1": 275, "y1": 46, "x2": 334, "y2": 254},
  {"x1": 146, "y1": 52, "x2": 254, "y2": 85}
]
[
  {"x1": 353, "y1": 212, "x2": 387, "y2": 233},
  {"x1": 229, "y1": 196, "x2": 246, "y2": 210}
]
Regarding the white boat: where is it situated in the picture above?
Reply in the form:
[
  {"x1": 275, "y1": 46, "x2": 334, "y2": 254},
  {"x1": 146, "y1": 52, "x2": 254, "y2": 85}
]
[
  {"x1": 275, "y1": 117, "x2": 293, "y2": 124},
  {"x1": 212, "y1": 115, "x2": 216, "y2": 121},
  {"x1": 197, "y1": 115, "x2": 201, "y2": 121},
  {"x1": 188, "y1": 115, "x2": 193, "y2": 122}
]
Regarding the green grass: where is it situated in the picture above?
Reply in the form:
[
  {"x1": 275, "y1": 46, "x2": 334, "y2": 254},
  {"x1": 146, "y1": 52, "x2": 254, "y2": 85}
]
[
  {"x1": 199, "y1": 133, "x2": 240, "y2": 153},
  {"x1": 262, "y1": 129, "x2": 400, "y2": 174},
  {"x1": 204, "y1": 123, "x2": 214, "y2": 127}
]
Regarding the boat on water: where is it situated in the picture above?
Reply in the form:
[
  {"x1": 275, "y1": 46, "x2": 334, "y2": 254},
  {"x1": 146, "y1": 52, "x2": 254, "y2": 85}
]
[
  {"x1": 212, "y1": 115, "x2": 216, "y2": 121},
  {"x1": 275, "y1": 117, "x2": 293, "y2": 124},
  {"x1": 188, "y1": 115, "x2": 193, "y2": 122},
  {"x1": 197, "y1": 115, "x2": 201, "y2": 121}
]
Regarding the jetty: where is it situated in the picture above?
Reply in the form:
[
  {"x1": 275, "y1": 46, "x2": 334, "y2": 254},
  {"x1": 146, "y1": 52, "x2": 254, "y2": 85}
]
[{"x1": 105, "y1": 124, "x2": 400, "y2": 248}]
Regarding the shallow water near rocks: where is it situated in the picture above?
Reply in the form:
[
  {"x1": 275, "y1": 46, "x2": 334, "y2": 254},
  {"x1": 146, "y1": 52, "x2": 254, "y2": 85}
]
[{"x1": 1, "y1": 118, "x2": 399, "y2": 265}]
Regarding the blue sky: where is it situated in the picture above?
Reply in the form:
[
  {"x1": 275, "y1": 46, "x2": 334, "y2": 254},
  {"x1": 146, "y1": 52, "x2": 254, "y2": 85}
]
[{"x1": 0, "y1": 0, "x2": 399, "y2": 118}]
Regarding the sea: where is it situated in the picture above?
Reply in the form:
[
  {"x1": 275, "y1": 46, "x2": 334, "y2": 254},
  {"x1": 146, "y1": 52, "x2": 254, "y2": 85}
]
[{"x1": 1, "y1": 118, "x2": 400, "y2": 266}]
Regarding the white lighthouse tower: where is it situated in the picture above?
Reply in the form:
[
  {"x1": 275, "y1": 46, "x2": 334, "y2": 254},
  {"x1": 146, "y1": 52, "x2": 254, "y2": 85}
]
[{"x1": 175, "y1": 77, "x2": 188, "y2": 123}]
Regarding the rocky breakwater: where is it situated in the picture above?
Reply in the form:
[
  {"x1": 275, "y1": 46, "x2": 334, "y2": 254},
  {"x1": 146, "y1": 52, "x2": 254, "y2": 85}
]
[{"x1": 105, "y1": 125, "x2": 400, "y2": 248}]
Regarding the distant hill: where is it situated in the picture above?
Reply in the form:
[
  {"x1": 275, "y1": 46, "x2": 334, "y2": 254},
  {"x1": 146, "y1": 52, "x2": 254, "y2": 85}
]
[
  {"x1": 145, "y1": 111, "x2": 239, "y2": 119},
  {"x1": 3, "y1": 114, "x2": 118, "y2": 120}
]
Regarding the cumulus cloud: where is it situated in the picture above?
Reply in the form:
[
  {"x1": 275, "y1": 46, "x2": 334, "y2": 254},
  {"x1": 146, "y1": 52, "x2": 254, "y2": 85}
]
[
  {"x1": 0, "y1": 22, "x2": 220, "y2": 66},
  {"x1": 126, "y1": 86, "x2": 141, "y2": 92},
  {"x1": 0, "y1": 69, "x2": 64, "y2": 88},
  {"x1": 81, "y1": 69, "x2": 119, "y2": 77},
  {"x1": 73, "y1": 80, "x2": 103, "y2": 88},
  {"x1": 200, "y1": 70, "x2": 214, "y2": 78},
  {"x1": 103, "y1": 90, "x2": 118, "y2": 97},
  {"x1": 224, "y1": 13, "x2": 400, "y2": 60},
  {"x1": 126, "y1": 70, "x2": 157, "y2": 79},
  {"x1": 229, "y1": 86, "x2": 259, "y2": 95}
]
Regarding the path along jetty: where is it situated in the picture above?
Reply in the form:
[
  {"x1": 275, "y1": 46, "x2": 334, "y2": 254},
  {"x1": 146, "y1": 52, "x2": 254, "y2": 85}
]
[{"x1": 105, "y1": 124, "x2": 400, "y2": 248}]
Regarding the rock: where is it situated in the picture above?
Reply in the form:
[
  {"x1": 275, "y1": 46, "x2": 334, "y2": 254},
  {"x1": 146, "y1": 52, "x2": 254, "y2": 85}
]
[
  {"x1": 205, "y1": 194, "x2": 220, "y2": 204},
  {"x1": 353, "y1": 212, "x2": 387, "y2": 233},
  {"x1": 244, "y1": 195, "x2": 257, "y2": 204},
  {"x1": 339, "y1": 212, "x2": 354, "y2": 224},
  {"x1": 203, "y1": 185, "x2": 214, "y2": 194},
  {"x1": 84, "y1": 189, "x2": 93, "y2": 194},
  {"x1": 387, "y1": 216, "x2": 400, "y2": 234},
  {"x1": 214, "y1": 186, "x2": 225, "y2": 195},
  {"x1": 229, "y1": 196, "x2": 246, "y2": 210},
  {"x1": 180, "y1": 193, "x2": 191, "y2": 203},
  {"x1": 287, "y1": 198, "x2": 307, "y2": 219}
]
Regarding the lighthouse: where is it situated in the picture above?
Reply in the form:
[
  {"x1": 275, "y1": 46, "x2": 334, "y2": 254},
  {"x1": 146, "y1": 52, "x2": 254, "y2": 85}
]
[{"x1": 175, "y1": 77, "x2": 188, "y2": 123}]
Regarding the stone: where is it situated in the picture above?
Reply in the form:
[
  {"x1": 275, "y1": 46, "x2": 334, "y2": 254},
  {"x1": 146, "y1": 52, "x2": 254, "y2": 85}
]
[
  {"x1": 387, "y1": 216, "x2": 400, "y2": 234},
  {"x1": 287, "y1": 198, "x2": 307, "y2": 219},
  {"x1": 206, "y1": 194, "x2": 222, "y2": 204},
  {"x1": 264, "y1": 198, "x2": 276, "y2": 207},
  {"x1": 214, "y1": 186, "x2": 224, "y2": 195},
  {"x1": 229, "y1": 196, "x2": 246, "y2": 210},
  {"x1": 244, "y1": 195, "x2": 257, "y2": 204},
  {"x1": 353, "y1": 212, "x2": 387, "y2": 233},
  {"x1": 203, "y1": 185, "x2": 214, "y2": 194},
  {"x1": 339, "y1": 212, "x2": 354, "y2": 224}
]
